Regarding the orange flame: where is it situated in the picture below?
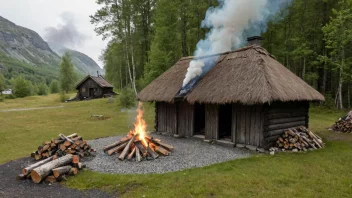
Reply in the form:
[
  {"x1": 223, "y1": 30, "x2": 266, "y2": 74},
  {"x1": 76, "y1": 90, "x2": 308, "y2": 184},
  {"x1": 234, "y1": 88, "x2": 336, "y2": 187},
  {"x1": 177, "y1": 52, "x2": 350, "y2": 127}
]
[{"x1": 129, "y1": 102, "x2": 148, "y2": 146}]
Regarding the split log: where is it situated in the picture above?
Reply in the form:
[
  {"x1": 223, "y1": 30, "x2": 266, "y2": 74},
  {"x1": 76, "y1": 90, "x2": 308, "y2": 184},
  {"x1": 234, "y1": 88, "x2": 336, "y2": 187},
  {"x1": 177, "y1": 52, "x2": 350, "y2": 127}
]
[
  {"x1": 127, "y1": 147, "x2": 136, "y2": 160},
  {"x1": 52, "y1": 165, "x2": 72, "y2": 178},
  {"x1": 118, "y1": 135, "x2": 137, "y2": 160},
  {"x1": 135, "y1": 147, "x2": 142, "y2": 162},
  {"x1": 103, "y1": 137, "x2": 130, "y2": 152},
  {"x1": 151, "y1": 140, "x2": 174, "y2": 151},
  {"x1": 72, "y1": 155, "x2": 80, "y2": 164},
  {"x1": 146, "y1": 147, "x2": 159, "y2": 159},
  {"x1": 22, "y1": 156, "x2": 54, "y2": 175},
  {"x1": 31, "y1": 154, "x2": 73, "y2": 183},
  {"x1": 155, "y1": 146, "x2": 169, "y2": 156},
  {"x1": 59, "y1": 134, "x2": 74, "y2": 144},
  {"x1": 107, "y1": 142, "x2": 128, "y2": 156},
  {"x1": 68, "y1": 167, "x2": 78, "y2": 175},
  {"x1": 67, "y1": 133, "x2": 78, "y2": 138},
  {"x1": 44, "y1": 176, "x2": 57, "y2": 184},
  {"x1": 134, "y1": 141, "x2": 147, "y2": 156}
]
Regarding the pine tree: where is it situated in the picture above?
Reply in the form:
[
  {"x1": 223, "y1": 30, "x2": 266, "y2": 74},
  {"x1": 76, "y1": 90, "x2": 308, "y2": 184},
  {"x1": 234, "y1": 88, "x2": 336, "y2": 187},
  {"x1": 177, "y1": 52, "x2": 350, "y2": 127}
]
[{"x1": 59, "y1": 52, "x2": 77, "y2": 93}]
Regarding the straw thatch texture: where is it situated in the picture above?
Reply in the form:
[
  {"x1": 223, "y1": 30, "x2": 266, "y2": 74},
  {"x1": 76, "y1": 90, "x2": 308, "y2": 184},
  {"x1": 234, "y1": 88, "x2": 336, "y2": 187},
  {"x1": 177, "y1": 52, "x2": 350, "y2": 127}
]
[
  {"x1": 137, "y1": 58, "x2": 190, "y2": 102},
  {"x1": 137, "y1": 45, "x2": 325, "y2": 104},
  {"x1": 186, "y1": 46, "x2": 325, "y2": 104}
]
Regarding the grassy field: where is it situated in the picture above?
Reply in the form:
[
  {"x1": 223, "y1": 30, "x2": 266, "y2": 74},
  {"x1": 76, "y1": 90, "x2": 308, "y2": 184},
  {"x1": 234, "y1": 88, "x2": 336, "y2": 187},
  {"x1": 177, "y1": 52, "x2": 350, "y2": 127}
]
[{"x1": 1, "y1": 95, "x2": 352, "y2": 197}]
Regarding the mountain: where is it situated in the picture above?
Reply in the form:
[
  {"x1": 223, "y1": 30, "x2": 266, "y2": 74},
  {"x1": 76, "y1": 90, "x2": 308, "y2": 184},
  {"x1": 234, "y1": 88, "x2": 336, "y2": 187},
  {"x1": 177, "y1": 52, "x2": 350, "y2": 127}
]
[
  {"x1": 0, "y1": 16, "x2": 61, "y2": 67},
  {"x1": 49, "y1": 42, "x2": 104, "y2": 76}
]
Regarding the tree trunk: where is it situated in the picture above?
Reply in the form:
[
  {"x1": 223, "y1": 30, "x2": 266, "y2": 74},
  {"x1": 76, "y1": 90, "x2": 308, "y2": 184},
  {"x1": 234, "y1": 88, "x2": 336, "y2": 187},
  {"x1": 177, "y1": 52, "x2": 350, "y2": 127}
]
[
  {"x1": 31, "y1": 154, "x2": 73, "y2": 183},
  {"x1": 52, "y1": 165, "x2": 72, "y2": 178},
  {"x1": 302, "y1": 57, "x2": 306, "y2": 80},
  {"x1": 22, "y1": 156, "x2": 54, "y2": 175}
]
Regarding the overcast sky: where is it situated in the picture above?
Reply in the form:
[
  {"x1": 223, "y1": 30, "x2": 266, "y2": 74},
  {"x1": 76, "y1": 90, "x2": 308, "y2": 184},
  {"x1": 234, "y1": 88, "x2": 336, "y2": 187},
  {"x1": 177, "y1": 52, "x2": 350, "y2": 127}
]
[{"x1": 0, "y1": 0, "x2": 108, "y2": 68}]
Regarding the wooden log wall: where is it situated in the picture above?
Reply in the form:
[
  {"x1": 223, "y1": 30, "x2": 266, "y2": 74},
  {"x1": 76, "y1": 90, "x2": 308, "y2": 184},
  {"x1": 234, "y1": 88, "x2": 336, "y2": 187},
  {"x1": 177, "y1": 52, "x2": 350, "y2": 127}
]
[
  {"x1": 156, "y1": 102, "x2": 177, "y2": 135},
  {"x1": 232, "y1": 104, "x2": 265, "y2": 147},
  {"x1": 263, "y1": 102, "x2": 309, "y2": 148},
  {"x1": 205, "y1": 104, "x2": 219, "y2": 139},
  {"x1": 177, "y1": 101, "x2": 194, "y2": 137}
]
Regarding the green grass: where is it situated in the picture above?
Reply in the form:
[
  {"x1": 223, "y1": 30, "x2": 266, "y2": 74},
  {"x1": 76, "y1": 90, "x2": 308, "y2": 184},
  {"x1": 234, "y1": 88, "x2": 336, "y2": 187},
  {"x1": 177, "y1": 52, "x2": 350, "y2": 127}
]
[
  {"x1": 0, "y1": 94, "x2": 154, "y2": 163},
  {"x1": 1, "y1": 96, "x2": 352, "y2": 197}
]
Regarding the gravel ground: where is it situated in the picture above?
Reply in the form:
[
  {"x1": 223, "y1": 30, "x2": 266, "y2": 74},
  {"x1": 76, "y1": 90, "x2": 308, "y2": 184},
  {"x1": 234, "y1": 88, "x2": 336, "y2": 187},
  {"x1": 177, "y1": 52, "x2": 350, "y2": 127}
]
[
  {"x1": 86, "y1": 134, "x2": 252, "y2": 174},
  {"x1": 0, "y1": 157, "x2": 113, "y2": 198}
]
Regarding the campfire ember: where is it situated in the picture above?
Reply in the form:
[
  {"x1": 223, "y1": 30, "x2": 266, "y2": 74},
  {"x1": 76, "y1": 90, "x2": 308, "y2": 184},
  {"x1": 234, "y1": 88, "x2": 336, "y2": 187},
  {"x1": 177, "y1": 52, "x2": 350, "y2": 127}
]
[
  {"x1": 104, "y1": 103, "x2": 174, "y2": 161},
  {"x1": 18, "y1": 154, "x2": 86, "y2": 184},
  {"x1": 331, "y1": 111, "x2": 352, "y2": 133},
  {"x1": 270, "y1": 126, "x2": 324, "y2": 152},
  {"x1": 31, "y1": 133, "x2": 93, "y2": 161}
]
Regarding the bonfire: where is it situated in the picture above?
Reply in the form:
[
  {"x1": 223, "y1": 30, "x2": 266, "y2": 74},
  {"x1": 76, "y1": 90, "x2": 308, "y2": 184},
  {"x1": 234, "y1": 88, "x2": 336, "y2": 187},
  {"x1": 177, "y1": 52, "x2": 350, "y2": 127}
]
[{"x1": 103, "y1": 102, "x2": 173, "y2": 161}]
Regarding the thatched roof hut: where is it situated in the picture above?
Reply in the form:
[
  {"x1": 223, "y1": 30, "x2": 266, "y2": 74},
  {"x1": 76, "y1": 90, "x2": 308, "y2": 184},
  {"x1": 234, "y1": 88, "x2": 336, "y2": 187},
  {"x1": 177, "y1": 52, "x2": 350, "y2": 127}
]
[
  {"x1": 138, "y1": 45, "x2": 324, "y2": 104},
  {"x1": 138, "y1": 39, "x2": 324, "y2": 149}
]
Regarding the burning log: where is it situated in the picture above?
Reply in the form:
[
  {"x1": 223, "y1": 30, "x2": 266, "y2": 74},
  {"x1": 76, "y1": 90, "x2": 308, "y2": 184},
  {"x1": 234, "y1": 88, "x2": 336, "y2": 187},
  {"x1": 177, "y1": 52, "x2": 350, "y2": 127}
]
[
  {"x1": 103, "y1": 102, "x2": 174, "y2": 162},
  {"x1": 271, "y1": 126, "x2": 324, "y2": 152},
  {"x1": 30, "y1": 133, "x2": 93, "y2": 160}
]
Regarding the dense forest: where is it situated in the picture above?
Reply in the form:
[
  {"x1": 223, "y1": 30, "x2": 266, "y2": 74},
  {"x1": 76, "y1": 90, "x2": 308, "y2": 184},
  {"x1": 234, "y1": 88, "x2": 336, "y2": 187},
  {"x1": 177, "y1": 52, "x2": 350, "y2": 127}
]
[{"x1": 93, "y1": 0, "x2": 352, "y2": 109}]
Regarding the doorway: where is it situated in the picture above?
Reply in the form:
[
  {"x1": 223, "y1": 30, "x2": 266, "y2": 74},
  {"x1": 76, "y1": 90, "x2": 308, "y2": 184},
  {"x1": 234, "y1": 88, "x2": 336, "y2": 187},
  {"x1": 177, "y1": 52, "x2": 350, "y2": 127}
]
[
  {"x1": 219, "y1": 104, "x2": 232, "y2": 141},
  {"x1": 89, "y1": 88, "x2": 94, "y2": 98},
  {"x1": 193, "y1": 103, "x2": 205, "y2": 136}
]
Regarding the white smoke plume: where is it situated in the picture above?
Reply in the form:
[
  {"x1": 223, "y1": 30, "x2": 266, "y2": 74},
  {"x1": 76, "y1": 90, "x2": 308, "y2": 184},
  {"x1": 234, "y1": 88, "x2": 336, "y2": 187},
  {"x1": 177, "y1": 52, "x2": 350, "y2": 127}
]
[
  {"x1": 182, "y1": 0, "x2": 291, "y2": 88},
  {"x1": 44, "y1": 12, "x2": 88, "y2": 47}
]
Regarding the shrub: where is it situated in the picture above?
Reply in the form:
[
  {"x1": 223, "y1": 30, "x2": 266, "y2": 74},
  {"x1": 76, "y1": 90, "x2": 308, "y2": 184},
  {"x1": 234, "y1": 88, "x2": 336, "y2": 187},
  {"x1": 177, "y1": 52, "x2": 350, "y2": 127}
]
[
  {"x1": 59, "y1": 91, "x2": 69, "y2": 102},
  {"x1": 13, "y1": 76, "x2": 31, "y2": 98},
  {"x1": 49, "y1": 80, "x2": 60, "y2": 94},
  {"x1": 38, "y1": 83, "x2": 49, "y2": 96},
  {"x1": 5, "y1": 94, "x2": 16, "y2": 99},
  {"x1": 118, "y1": 88, "x2": 136, "y2": 108}
]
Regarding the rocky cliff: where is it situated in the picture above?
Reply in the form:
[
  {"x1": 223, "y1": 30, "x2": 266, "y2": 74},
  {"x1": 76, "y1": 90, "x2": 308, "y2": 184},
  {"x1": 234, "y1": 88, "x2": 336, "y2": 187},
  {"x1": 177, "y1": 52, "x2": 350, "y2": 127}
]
[{"x1": 0, "y1": 16, "x2": 61, "y2": 67}]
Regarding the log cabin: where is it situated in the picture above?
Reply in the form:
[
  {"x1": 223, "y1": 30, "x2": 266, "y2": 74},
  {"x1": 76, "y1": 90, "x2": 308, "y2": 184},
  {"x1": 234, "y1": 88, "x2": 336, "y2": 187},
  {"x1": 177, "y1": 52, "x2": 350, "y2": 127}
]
[
  {"x1": 75, "y1": 75, "x2": 116, "y2": 100},
  {"x1": 137, "y1": 37, "x2": 325, "y2": 149}
]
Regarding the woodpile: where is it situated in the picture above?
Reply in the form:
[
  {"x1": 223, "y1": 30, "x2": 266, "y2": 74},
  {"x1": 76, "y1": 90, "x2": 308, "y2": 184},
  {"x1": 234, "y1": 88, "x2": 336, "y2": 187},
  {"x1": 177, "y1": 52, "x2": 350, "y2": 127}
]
[
  {"x1": 104, "y1": 135, "x2": 174, "y2": 162},
  {"x1": 331, "y1": 111, "x2": 352, "y2": 133},
  {"x1": 17, "y1": 154, "x2": 86, "y2": 184},
  {"x1": 271, "y1": 126, "x2": 324, "y2": 152},
  {"x1": 31, "y1": 133, "x2": 94, "y2": 161}
]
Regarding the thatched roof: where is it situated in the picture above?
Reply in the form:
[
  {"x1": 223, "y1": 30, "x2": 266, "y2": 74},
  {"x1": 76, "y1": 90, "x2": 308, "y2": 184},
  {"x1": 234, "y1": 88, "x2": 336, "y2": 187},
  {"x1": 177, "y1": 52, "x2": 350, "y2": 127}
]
[
  {"x1": 76, "y1": 75, "x2": 114, "y2": 89},
  {"x1": 137, "y1": 58, "x2": 190, "y2": 103},
  {"x1": 138, "y1": 45, "x2": 324, "y2": 104}
]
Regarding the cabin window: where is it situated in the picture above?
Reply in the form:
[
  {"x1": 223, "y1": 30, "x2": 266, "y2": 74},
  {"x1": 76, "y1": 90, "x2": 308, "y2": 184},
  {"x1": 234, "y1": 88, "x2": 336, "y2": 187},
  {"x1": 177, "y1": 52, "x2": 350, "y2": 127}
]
[
  {"x1": 82, "y1": 88, "x2": 86, "y2": 92},
  {"x1": 219, "y1": 104, "x2": 232, "y2": 141}
]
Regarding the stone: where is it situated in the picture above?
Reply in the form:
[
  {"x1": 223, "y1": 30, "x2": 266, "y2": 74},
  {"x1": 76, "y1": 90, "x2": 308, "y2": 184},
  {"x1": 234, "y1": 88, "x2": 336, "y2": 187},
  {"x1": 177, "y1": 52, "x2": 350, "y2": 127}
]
[
  {"x1": 292, "y1": 149, "x2": 298, "y2": 152},
  {"x1": 236, "y1": 144, "x2": 245, "y2": 148},
  {"x1": 257, "y1": 148, "x2": 266, "y2": 153},
  {"x1": 245, "y1": 145, "x2": 257, "y2": 151},
  {"x1": 270, "y1": 151, "x2": 275, "y2": 155},
  {"x1": 216, "y1": 140, "x2": 235, "y2": 147},
  {"x1": 203, "y1": 139, "x2": 213, "y2": 143}
]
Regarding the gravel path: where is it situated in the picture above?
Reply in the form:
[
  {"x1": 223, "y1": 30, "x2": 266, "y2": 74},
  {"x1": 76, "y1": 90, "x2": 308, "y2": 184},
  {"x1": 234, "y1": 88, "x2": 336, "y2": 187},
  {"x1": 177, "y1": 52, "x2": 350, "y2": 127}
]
[{"x1": 86, "y1": 134, "x2": 252, "y2": 174}]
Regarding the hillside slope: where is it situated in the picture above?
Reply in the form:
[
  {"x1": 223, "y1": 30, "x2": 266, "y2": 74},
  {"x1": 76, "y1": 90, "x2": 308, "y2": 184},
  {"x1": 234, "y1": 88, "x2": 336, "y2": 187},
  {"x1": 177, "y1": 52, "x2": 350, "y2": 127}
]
[
  {"x1": 49, "y1": 43, "x2": 104, "y2": 76},
  {"x1": 0, "y1": 16, "x2": 60, "y2": 67}
]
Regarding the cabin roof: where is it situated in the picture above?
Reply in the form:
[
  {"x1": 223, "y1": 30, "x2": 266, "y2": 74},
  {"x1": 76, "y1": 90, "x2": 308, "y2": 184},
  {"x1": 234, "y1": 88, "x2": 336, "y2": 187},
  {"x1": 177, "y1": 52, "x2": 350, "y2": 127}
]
[
  {"x1": 137, "y1": 45, "x2": 324, "y2": 104},
  {"x1": 75, "y1": 75, "x2": 114, "y2": 89}
]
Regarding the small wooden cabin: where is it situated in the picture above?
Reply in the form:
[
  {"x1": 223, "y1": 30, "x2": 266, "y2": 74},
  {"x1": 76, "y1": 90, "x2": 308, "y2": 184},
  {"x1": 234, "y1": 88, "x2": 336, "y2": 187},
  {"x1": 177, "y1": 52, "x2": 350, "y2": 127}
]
[
  {"x1": 75, "y1": 75, "x2": 115, "y2": 100},
  {"x1": 137, "y1": 39, "x2": 324, "y2": 149}
]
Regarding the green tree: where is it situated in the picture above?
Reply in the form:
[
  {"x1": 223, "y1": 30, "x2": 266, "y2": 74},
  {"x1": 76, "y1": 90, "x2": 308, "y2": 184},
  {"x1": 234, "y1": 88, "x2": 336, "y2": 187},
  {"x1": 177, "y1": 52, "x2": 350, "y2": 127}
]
[
  {"x1": 38, "y1": 83, "x2": 49, "y2": 96},
  {"x1": 59, "y1": 52, "x2": 77, "y2": 93},
  {"x1": 322, "y1": 2, "x2": 352, "y2": 109},
  {"x1": 13, "y1": 76, "x2": 31, "y2": 98},
  {"x1": 49, "y1": 80, "x2": 60, "y2": 93}
]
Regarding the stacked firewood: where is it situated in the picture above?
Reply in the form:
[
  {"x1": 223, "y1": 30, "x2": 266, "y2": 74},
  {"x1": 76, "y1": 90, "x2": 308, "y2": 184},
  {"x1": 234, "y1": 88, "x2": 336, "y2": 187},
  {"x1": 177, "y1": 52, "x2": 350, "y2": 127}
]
[
  {"x1": 331, "y1": 111, "x2": 352, "y2": 133},
  {"x1": 273, "y1": 126, "x2": 324, "y2": 152},
  {"x1": 104, "y1": 135, "x2": 174, "y2": 162},
  {"x1": 31, "y1": 133, "x2": 93, "y2": 160},
  {"x1": 331, "y1": 119, "x2": 352, "y2": 133},
  {"x1": 17, "y1": 154, "x2": 85, "y2": 184}
]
